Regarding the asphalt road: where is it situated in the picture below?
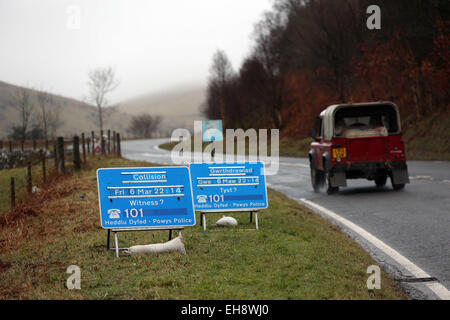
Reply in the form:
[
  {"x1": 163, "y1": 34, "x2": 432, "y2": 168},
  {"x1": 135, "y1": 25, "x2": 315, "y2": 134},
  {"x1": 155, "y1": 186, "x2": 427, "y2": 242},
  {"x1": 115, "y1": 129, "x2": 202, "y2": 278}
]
[{"x1": 122, "y1": 138, "x2": 450, "y2": 299}]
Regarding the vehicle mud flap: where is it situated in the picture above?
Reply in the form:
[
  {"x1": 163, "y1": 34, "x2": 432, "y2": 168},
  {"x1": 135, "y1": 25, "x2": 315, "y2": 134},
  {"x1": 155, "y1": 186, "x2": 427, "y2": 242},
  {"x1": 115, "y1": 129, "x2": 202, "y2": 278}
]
[
  {"x1": 391, "y1": 162, "x2": 410, "y2": 185},
  {"x1": 330, "y1": 170, "x2": 347, "y2": 187}
]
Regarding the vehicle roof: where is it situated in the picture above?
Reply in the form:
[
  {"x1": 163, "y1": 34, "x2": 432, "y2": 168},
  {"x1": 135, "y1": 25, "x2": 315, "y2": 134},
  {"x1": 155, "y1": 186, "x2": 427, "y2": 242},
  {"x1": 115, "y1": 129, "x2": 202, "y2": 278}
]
[
  {"x1": 320, "y1": 101, "x2": 399, "y2": 117},
  {"x1": 319, "y1": 101, "x2": 401, "y2": 140}
]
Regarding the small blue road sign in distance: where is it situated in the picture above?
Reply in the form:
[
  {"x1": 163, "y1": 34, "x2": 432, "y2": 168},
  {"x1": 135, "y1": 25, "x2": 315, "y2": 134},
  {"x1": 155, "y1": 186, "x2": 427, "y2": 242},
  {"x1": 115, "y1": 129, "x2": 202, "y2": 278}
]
[
  {"x1": 202, "y1": 120, "x2": 223, "y2": 142},
  {"x1": 96, "y1": 167, "x2": 195, "y2": 229},
  {"x1": 189, "y1": 162, "x2": 268, "y2": 212}
]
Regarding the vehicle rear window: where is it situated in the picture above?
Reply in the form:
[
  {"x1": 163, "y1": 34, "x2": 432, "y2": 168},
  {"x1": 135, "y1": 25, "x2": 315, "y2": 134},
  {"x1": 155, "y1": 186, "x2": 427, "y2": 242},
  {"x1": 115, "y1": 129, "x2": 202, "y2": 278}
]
[{"x1": 334, "y1": 105, "x2": 399, "y2": 137}]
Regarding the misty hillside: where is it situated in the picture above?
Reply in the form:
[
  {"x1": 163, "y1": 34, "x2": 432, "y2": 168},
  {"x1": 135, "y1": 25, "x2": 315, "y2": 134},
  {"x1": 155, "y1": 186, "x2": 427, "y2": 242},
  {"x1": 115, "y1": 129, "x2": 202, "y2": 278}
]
[
  {"x1": 0, "y1": 81, "x2": 207, "y2": 139},
  {"x1": 116, "y1": 85, "x2": 206, "y2": 133},
  {"x1": 0, "y1": 81, "x2": 131, "y2": 139}
]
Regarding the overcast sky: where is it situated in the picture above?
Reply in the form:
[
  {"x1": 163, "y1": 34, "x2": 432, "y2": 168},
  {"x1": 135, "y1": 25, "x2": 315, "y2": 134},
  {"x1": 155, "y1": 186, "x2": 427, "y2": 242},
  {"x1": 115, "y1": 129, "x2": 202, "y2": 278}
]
[{"x1": 0, "y1": 0, "x2": 273, "y2": 104}]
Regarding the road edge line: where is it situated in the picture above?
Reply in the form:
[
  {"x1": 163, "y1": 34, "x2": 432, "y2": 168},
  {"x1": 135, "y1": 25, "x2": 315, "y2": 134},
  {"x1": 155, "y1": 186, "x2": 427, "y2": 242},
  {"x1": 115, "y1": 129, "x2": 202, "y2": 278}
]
[
  {"x1": 153, "y1": 144, "x2": 163, "y2": 151},
  {"x1": 299, "y1": 198, "x2": 450, "y2": 300}
]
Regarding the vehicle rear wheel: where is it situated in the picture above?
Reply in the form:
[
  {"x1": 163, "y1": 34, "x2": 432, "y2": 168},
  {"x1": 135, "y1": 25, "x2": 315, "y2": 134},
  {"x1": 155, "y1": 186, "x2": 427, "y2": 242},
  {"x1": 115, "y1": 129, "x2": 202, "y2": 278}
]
[
  {"x1": 325, "y1": 171, "x2": 339, "y2": 195},
  {"x1": 375, "y1": 175, "x2": 387, "y2": 187},
  {"x1": 310, "y1": 167, "x2": 324, "y2": 192}
]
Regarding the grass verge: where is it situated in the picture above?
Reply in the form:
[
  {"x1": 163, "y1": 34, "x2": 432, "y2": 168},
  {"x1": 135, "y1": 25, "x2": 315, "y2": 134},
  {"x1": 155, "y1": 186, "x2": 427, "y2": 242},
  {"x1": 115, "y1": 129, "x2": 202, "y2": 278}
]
[
  {"x1": 0, "y1": 156, "x2": 407, "y2": 299},
  {"x1": 402, "y1": 110, "x2": 450, "y2": 161}
]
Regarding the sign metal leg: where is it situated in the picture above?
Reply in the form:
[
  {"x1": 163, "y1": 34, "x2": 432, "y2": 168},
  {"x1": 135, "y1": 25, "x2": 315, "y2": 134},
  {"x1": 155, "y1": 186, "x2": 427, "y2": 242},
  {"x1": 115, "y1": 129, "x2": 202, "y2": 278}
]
[
  {"x1": 114, "y1": 231, "x2": 119, "y2": 258},
  {"x1": 203, "y1": 213, "x2": 206, "y2": 231},
  {"x1": 255, "y1": 212, "x2": 259, "y2": 231},
  {"x1": 106, "y1": 229, "x2": 111, "y2": 250},
  {"x1": 169, "y1": 229, "x2": 172, "y2": 241}
]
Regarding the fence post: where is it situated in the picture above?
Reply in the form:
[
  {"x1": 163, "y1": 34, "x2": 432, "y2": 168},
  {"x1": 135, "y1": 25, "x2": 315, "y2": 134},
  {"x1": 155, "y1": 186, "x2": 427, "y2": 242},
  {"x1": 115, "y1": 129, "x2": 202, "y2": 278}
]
[
  {"x1": 100, "y1": 130, "x2": 105, "y2": 155},
  {"x1": 27, "y1": 162, "x2": 32, "y2": 194},
  {"x1": 116, "y1": 133, "x2": 121, "y2": 157},
  {"x1": 53, "y1": 140, "x2": 58, "y2": 171},
  {"x1": 11, "y1": 177, "x2": 15, "y2": 208},
  {"x1": 53, "y1": 140, "x2": 58, "y2": 170},
  {"x1": 45, "y1": 139, "x2": 49, "y2": 151},
  {"x1": 91, "y1": 131, "x2": 95, "y2": 155},
  {"x1": 33, "y1": 139, "x2": 36, "y2": 150},
  {"x1": 0, "y1": 140, "x2": 3, "y2": 150},
  {"x1": 9, "y1": 141, "x2": 12, "y2": 152},
  {"x1": 73, "y1": 135, "x2": 81, "y2": 171},
  {"x1": 42, "y1": 152, "x2": 46, "y2": 183},
  {"x1": 112, "y1": 130, "x2": 116, "y2": 154},
  {"x1": 57, "y1": 137, "x2": 65, "y2": 174},
  {"x1": 87, "y1": 137, "x2": 91, "y2": 154},
  {"x1": 81, "y1": 133, "x2": 86, "y2": 164},
  {"x1": 107, "y1": 130, "x2": 111, "y2": 154}
]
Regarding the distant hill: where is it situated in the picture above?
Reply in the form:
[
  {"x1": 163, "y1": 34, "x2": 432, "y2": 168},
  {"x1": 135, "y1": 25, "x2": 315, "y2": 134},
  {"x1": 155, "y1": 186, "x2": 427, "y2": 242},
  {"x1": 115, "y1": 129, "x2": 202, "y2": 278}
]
[
  {"x1": 0, "y1": 81, "x2": 207, "y2": 139},
  {"x1": 116, "y1": 85, "x2": 206, "y2": 134},
  {"x1": 0, "y1": 81, "x2": 131, "y2": 139}
]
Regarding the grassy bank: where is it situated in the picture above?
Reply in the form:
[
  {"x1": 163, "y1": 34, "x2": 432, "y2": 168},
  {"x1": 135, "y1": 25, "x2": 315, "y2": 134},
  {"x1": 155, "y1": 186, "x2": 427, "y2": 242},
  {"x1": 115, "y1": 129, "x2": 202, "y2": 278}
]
[
  {"x1": 402, "y1": 110, "x2": 450, "y2": 161},
  {"x1": 0, "y1": 156, "x2": 407, "y2": 299},
  {"x1": 0, "y1": 162, "x2": 51, "y2": 213}
]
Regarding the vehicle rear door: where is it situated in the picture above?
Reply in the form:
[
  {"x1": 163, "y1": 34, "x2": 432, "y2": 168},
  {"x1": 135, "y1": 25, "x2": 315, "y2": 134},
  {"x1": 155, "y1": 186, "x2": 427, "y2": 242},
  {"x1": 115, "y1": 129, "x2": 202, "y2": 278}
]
[{"x1": 347, "y1": 137, "x2": 387, "y2": 162}]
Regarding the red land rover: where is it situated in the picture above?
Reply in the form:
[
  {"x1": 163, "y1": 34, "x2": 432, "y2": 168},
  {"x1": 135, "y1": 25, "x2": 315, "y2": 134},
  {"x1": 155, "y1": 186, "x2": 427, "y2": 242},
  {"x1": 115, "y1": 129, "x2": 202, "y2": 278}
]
[{"x1": 309, "y1": 102, "x2": 410, "y2": 194}]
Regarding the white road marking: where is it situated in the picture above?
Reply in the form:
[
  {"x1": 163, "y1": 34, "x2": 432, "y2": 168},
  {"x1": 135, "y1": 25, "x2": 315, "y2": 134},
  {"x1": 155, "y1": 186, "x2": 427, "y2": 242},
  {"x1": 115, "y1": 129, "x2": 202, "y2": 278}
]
[
  {"x1": 279, "y1": 162, "x2": 309, "y2": 168},
  {"x1": 409, "y1": 175, "x2": 434, "y2": 181},
  {"x1": 131, "y1": 149, "x2": 311, "y2": 169},
  {"x1": 299, "y1": 198, "x2": 450, "y2": 300}
]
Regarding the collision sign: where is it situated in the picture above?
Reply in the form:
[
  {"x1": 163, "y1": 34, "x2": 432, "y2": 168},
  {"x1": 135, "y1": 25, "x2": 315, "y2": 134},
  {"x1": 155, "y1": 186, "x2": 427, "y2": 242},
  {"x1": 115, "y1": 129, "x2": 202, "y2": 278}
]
[
  {"x1": 189, "y1": 162, "x2": 268, "y2": 212},
  {"x1": 96, "y1": 167, "x2": 196, "y2": 229}
]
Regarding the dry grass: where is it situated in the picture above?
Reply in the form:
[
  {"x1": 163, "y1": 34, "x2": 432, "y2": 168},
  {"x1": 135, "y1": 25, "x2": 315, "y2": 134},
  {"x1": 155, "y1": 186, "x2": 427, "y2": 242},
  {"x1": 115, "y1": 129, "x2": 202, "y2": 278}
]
[{"x1": 0, "y1": 157, "x2": 408, "y2": 300}]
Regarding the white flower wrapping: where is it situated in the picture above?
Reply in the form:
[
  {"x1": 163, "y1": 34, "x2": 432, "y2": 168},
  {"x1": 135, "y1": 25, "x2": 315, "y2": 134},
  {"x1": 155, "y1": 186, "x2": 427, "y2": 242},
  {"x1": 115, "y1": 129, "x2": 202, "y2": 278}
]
[
  {"x1": 215, "y1": 216, "x2": 238, "y2": 227},
  {"x1": 124, "y1": 234, "x2": 186, "y2": 255}
]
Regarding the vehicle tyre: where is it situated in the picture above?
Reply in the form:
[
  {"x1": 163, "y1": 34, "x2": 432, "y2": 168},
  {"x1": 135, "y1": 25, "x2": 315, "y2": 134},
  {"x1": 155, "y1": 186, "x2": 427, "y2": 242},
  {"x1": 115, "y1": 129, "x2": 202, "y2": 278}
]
[
  {"x1": 325, "y1": 171, "x2": 339, "y2": 195},
  {"x1": 310, "y1": 167, "x2": 324, "y2": 192},
  {"x1": 375, "y1": 175, "x2": 387, "y2": 187},
  {"x1": 392, "y1": 183, "x2": 405, "y2": 191}
]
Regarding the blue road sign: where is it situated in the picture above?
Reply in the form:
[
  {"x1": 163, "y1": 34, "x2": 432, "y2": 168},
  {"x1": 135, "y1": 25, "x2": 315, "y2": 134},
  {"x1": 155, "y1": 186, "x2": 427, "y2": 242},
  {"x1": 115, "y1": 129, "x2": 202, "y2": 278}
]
[
  {"x1": 202, "y1": 120, "x2": 223, "y2": 142},
  {"x1": 189, "y1": 162, "x2": 268, "y2": 212},
  {"x1": 96, "y1": 167, "x2": 195, "y2": 229}
]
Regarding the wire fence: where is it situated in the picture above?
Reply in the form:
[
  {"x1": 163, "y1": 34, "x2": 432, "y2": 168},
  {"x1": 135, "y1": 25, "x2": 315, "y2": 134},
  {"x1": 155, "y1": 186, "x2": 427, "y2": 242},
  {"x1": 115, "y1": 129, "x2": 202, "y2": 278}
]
[{"x1": 1, "y1": 129, "x2": 121, "y2": 213}]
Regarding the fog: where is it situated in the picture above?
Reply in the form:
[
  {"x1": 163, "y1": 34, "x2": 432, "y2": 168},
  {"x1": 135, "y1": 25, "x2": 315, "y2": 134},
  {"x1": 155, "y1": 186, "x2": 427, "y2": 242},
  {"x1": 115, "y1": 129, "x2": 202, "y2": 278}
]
[{"x1": 0, "y1": 0, "x2": 272, "y2": 104}]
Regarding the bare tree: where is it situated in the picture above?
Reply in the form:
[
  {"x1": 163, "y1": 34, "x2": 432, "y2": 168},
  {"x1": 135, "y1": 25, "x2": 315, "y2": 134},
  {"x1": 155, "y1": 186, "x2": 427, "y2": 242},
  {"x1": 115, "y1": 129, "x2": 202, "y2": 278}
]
[
  {"x1": 128, "y1": 114, "x2": 162, "y2": 138},
  {"x1": 46, "y1": 100, "x2": 62, "y2": 139},
  {"x1": 87, "y1": 66, "x2": 119, "y2": 132},
  {"x1": 12, "y1": 87, "x2": 34, "y2": 144},
  {"x1": 253, "y1": 11, "x2": 287, "y2": 128},
  {"x1": 36, "y1": 88, "x2": 62, "y2": 141},
  {"x1": 208, "y1": 50, "x2": 234, "y2": 127}
]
